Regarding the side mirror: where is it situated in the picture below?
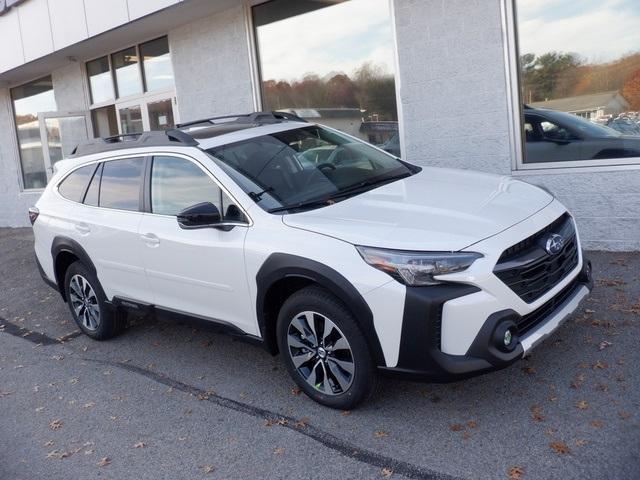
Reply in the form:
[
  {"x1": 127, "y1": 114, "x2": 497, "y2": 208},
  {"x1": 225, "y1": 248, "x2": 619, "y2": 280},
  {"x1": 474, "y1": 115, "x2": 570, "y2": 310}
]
[{"x1": 177, "y1": 202, "x2": 222, "y2": 229}]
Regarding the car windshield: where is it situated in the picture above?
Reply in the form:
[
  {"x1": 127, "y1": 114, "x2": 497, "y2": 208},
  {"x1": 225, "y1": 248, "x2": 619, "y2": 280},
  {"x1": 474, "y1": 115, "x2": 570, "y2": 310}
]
[
  {"x1": 543, "y1": 110, "x2": 622, "y2": 138},
  {"x1": 205, "y1": 126, "x2": 415, "y2": 213}
]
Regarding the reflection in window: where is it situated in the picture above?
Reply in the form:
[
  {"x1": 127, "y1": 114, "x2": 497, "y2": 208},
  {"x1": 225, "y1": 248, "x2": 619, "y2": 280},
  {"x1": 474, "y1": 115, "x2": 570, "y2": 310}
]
[
  {"x1": 87, "y1": 56, "x2": 114, "y2": 104},
  {"x1": 11, "y1": 76, "x2": 57, "y2": 189},
  {"x1": 58, "y1": 164, "x2": 97, "y2": 203},
  {"x1": 516, "y1": 0, "x2": 640, "y2": 163},
  {"x1": 253, "y1": 0, "x2": 400, "y2": 154},
  {"x1": 112, "y1": 47, "x2": 142, "y2": 98},
  {"x1": 99, "y1": 158, "x2": 144, "y2": 211},
  {"x1": 140, "y1": 37, "x2": 175, "y2": 92},
  {"x1": 151, "y1": 156, "x2": 223, "y2": 216}
]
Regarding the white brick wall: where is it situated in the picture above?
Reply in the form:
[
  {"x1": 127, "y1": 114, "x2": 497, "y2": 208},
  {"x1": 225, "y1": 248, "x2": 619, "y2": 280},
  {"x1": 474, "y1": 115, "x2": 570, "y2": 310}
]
[{"x1": 169, "y1": 5, "x2": 255, "y2": 123}]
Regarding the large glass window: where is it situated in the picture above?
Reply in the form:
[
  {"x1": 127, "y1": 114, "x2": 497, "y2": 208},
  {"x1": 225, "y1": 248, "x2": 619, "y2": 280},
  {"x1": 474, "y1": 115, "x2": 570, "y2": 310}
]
[
  {"x1": 99, "y1": 158, "x2": 144, "y2": 211},
  {"x1": 515, "y1": 1, "x2": 640, "y2": 165},
  {"x1": 112, "y1": 47, "x2": 143, "y2": 98},
  {"x1": 140, "y1": 37, "x2": 175, "y2": 92},
  {"x1": 87, "y1": 56, "x2": 115, "y2": 104},
  {"x1": 11, "y1": 76, "x2": 57, "y2": 190},
  {"x1": 253, "y1": 0, "x2": 400, "y2": 155}
]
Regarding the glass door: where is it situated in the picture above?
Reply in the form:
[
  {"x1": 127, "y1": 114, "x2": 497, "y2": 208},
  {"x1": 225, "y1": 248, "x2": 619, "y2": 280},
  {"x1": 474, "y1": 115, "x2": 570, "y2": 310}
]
[
  {"x1": 38, "y1": 111, "x2": 91, "y2": 177},
  {"x1": 116, "y1": 100, "x2": 145, "y2": 135}
]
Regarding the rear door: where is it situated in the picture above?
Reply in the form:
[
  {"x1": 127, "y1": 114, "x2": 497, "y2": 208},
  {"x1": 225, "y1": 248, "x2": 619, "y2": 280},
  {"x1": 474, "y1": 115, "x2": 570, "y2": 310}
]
[
  {"x1": 138, "y1": 154, "x2": 255, "y2": 334},
  {"x1": 71, "y1": 156, "x2": 153, "y2": 303}
]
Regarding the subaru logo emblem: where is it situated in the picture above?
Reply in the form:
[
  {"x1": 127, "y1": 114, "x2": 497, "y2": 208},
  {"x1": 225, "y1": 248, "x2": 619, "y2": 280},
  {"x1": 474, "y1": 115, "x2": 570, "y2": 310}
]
[{"x1": 545, "y1": 233, "x2": 565, "y2": 255}]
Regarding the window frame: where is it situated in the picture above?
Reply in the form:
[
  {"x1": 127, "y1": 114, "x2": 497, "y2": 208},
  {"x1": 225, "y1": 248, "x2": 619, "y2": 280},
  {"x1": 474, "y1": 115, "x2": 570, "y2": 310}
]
[{"x1": 503, "y1": 0, "x2": 640, "y2": 171}]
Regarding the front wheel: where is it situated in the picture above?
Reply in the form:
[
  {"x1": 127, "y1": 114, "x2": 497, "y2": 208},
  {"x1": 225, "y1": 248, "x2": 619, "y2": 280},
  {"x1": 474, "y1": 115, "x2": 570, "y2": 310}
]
[{"x1": 277, "y1": 286, "x2": 376, "y2": 409}]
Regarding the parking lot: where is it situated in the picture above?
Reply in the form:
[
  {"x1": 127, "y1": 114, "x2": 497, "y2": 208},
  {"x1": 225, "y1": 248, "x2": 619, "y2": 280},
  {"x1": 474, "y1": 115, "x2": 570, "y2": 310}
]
[{"x1": 0, "y1": 227, "x2": 638, "y2": 480}]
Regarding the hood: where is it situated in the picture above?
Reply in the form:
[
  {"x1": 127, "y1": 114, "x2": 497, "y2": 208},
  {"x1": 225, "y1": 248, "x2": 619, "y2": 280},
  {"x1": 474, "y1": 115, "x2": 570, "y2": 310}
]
[{"x1": 282, "y1": 167, "x2": 553, "y2": 251}]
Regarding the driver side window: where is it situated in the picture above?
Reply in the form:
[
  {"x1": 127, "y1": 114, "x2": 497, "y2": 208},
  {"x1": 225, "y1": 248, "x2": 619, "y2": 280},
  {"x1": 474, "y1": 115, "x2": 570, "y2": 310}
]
[{"x1": 151, "y1": 156, "x2": 245, "y2": 222}]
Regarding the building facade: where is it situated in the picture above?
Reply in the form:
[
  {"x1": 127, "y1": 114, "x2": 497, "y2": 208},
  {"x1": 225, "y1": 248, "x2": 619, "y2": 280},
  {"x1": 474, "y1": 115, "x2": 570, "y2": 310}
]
[{"x1": 0, "y1": 0, "x2": 638, "y2": 250}]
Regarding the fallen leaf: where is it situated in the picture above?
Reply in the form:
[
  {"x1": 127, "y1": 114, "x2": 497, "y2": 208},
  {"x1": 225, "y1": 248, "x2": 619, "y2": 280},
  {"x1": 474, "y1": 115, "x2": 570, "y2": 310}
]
[
  {"x1": 133, "y1": 442, "x2": 146, "y2": 449},
  {"x1": 522, "y1": 366, "x2": 536, "y2": 375},
  {"x1": 462, "y1": 431, "x2": 472, "y2": 440},
  {"x1": 49, "y1": 419, "x2": 63, "y2": 430},
  {"x1": 467, "y1": 420, "x2": 477, "y2": 429},
  {"x1": 508, "y1": 466, "x2": 525, "y2": 479},
  {"x1": 69, "y1": 378, "x2": 79, "y2": 385},
  {"x1": 83, "y1": 402, "x2": 96, "y2": 409},
  {"x1": 593, "y1": 360, "x2": 608, "y2": 369},
  {"x1": 291, "y1": 386, "x2": 301, "y2": 396},
  {"x1": 618, "y1": 411, "x2": 632, "y2": 420},
  {"x1": 590, "y1": 420, "x2": 604, "y2": 428},
  {"x1": 449, "y1": 423, "x2": 464, "y2": 432},
  {"x1": 576, "y1": 400, "x2": 589, "y2": 410},
  {"x1": 293, "y1": 418, "x2": 309, "y2": 428},
  {"x1": 575, "y1": 439, "x2": 588, "y2": 447},
  {"x1": 0, "y1": 390, "x2": 14, "y2": 398},
  {"x1": 274, "y1": 447, "x2": 285, "y2": 455},
  {"x1": 530, "y1": 405, "x2": 545, "y2": 422},
  {"x1": 35, "y1": 406, "x2": 45, "y2": 412},
  {"x1": 550, "y1": 442, "x2": 570, "y2": 455},
  {"x1": 374, "y1": 430, "x2": 390, "y2": 438},
  {"x1": 202, "y1": 465, "x2": 215, "y2": 474},
  {"x1": 381, "y1": 467, "x2": 394, "y2": 478},
  {"x1": 598, "y1": 341, "x2": 613, "y2": 351},
  {"x1": 97, "y1": 457, "x2": 111, "y2": 467},
  {"x1": 341, "y1": 410, "x2": 351, "y2": 416}
]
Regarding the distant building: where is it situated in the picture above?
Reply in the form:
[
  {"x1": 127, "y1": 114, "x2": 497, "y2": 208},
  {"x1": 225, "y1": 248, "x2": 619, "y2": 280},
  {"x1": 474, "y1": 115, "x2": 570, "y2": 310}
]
[{"x1": 530, "y1": 91, "x2": 631, "y2": 120}]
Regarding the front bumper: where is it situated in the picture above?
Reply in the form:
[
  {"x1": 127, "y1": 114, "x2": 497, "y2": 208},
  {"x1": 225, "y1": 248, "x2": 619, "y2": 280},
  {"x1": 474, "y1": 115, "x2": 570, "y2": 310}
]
[{"x1": 379, "y1": 259, "x2": 593, "y2": 382}]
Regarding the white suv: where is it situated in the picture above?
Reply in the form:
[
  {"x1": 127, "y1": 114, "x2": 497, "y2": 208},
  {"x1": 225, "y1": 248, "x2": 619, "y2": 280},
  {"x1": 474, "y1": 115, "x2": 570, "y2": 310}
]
[{"x1": 31, "y1": 112, "x2": 593, "y2": 409}]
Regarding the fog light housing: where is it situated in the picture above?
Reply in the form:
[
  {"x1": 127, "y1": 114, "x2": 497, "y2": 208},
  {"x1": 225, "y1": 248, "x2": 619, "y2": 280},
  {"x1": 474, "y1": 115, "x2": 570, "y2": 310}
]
[
  {"x1": 503, "y1": 329, "x2": 513, "y2": 347},
  {"x1": 493, "y1": 322, "x2": 518, "y2": 353}
]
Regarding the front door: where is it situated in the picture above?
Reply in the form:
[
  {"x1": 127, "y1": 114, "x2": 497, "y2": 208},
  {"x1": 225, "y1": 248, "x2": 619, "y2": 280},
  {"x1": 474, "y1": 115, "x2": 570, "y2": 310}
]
[{"x1": 138, "y1": 154, "x2": 255, "y2": 334}]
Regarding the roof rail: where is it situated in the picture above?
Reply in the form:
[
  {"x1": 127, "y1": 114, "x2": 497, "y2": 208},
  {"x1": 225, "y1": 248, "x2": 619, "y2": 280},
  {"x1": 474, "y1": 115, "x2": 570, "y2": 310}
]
[
  {"x1": 176, "y1": 111, "x2": 307, "y2": 129},
  {"x1": 70, "y1": 129, "x2": 199, "y2": 157}
]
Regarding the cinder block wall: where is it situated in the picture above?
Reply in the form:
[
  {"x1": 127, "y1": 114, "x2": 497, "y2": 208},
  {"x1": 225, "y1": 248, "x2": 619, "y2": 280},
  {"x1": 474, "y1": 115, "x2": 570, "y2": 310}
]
[
  {"x1": 169, "y1": 5, "x2": 255, "y2": 123},
  {"x1": 393, "y1": 0, "x2": 640, "y2": 251}
]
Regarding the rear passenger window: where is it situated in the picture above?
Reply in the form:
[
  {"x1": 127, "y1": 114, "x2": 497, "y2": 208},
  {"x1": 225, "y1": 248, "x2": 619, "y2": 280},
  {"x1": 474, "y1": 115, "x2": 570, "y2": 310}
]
[
  {"x1": 58, "y1": 164, "x2": 97, "y2": 203},
  {"x1": 99, "y1": 158, "x2": 144, "y2": 211},
  {"x1": 84, "y1": 163, "x2": 102, "y2": 207}
]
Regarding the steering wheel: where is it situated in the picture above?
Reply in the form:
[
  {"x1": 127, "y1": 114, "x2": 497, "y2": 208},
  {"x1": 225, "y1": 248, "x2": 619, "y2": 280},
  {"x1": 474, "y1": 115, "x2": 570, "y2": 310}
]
[{"x1": 317, "y1": 163, "x2": 337, "y2": 171}]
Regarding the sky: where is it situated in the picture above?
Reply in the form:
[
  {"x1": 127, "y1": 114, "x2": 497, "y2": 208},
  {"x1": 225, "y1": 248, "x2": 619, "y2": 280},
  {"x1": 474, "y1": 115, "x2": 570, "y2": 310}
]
[
  {"x1": 256, "y1": 0, "x2": 395, "y2": 82},
  {"x1": 517, "y1": 0, "x2": 640, "y2": 63}
]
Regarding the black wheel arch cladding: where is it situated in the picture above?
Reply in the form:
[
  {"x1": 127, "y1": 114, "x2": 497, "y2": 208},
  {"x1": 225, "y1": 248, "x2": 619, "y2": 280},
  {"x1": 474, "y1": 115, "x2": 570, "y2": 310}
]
[
  {"x1": 256, "y1": 253, "x2": 386, "y2": 365},
  {"x1": 51, "y1": 236, "x2": 97, "y2": 301}
]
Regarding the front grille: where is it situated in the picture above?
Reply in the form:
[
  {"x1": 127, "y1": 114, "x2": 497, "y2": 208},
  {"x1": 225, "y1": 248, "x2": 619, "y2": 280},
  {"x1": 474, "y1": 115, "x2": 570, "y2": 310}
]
[
  {"x1": 494, "y1": 214, "x2": 579, "y2": 303},
  {"x1": 517, "y1": 276, "x2": 581, "y2": 335}
]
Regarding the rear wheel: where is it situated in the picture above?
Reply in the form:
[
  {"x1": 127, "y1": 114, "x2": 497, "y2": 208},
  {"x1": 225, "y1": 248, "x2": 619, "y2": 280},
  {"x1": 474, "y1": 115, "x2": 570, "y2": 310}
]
[
  {"x1": 64, "y1": 261, "x2": 126, "y2": 340},
  {"x1": 277, "y1": 286, "x2": 376, "y2": 409}
]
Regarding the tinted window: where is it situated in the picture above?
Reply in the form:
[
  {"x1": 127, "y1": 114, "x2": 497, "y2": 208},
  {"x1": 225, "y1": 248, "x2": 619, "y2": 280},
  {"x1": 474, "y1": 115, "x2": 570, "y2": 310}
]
[
  {"x1": 99, "y1": 158, "x2": 144, "y2": 211},
  {"x1": 151, "y1": 156, "x2": 224, "y2": 216},
  {"x1": 84, "y1": 163, "x2": 102, "y2": 206},
  {"x1": 58, "y1": 164, "x2": 97, "y2": 202}
]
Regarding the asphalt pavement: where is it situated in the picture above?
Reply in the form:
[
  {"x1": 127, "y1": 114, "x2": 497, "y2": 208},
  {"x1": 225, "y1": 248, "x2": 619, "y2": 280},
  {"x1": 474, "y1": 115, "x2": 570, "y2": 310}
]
[{"x1": 0, "y1": 227, "x2": 638, "y2": 480}]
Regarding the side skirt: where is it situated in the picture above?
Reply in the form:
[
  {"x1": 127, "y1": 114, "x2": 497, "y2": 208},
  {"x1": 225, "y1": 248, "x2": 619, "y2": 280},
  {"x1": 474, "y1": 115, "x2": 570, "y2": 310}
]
[{"x1": 109, "y1": 296, "x2": 264, "y2": 348}]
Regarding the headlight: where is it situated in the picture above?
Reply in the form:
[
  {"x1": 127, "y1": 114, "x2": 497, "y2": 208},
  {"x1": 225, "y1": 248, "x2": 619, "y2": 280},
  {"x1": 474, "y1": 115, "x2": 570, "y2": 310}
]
[{"x1": 356, "y1": 246, "x2": 483, "y2": 286}]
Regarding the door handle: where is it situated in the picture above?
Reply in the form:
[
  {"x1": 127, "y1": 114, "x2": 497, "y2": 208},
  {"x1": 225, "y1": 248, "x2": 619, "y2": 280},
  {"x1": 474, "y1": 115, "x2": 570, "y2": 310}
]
[
  {"x1": 140, "y1": 233, "x2": 160, "y2": 247},
  {"x1": 75, "y1": 223, "x2": 90, "y2": 234}
]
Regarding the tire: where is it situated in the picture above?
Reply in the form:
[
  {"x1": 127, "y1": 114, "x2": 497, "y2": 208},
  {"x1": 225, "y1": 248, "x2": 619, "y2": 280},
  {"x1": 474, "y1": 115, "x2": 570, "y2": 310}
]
[
  {"x1": 64, "y1": 261, "x2": 126, "y2": 340},
  {"x1": 277, "y1": 286, "x2": 376, "y2": 409}
]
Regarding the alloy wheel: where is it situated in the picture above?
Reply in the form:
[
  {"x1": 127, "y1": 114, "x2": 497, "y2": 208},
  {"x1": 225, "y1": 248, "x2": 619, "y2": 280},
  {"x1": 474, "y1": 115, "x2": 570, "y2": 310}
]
[
  {"x1": 286, "y1": 311, "x2": 355, "y2": 395},
  {"x1": 69, "y1": 274, "x2": 100, "y2": 331}
]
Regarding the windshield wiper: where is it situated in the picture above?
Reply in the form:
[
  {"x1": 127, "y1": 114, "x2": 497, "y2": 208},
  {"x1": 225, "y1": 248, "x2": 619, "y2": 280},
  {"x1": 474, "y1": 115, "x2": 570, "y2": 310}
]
[{"x1": 267, "y1": 172, "x2": 412, "y2": 214}]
